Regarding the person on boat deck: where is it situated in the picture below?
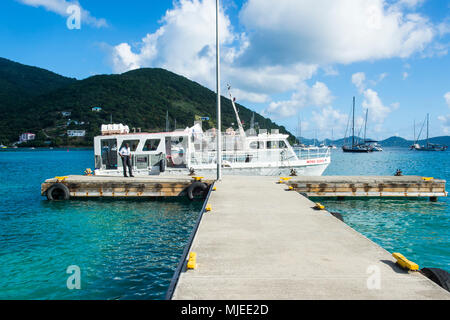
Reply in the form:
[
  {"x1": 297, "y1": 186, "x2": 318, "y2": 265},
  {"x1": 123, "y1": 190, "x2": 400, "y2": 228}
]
[{"x1": 119, "y1": 143, "x2": 134, "y2": 177}]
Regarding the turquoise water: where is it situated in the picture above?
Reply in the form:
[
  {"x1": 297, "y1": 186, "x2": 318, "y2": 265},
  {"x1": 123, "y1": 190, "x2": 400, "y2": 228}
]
[
  {"x1": 0, "y1": 149, "x2": 202, "y2": 299},
  {"x1": 322, "y1": 148, "x2": 449, "y2": 271},
  {"x1": 0, "y1": 148, "x2": 449, "y2": 299}
]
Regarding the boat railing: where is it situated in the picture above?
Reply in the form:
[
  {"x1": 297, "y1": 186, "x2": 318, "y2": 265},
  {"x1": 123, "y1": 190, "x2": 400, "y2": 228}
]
[
  {"x1": 293, "y1": 147, "x2": 331, "y2": 160},
  {"x1": 189, "y1": 149, "x2": 298, "y2": 166},
  {"x1": 189, "y1": 147, "x2": 330, "y2": 166}
]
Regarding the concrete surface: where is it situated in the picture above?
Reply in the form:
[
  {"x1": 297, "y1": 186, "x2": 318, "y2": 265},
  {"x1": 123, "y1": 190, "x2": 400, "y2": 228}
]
[{"x1": 172, "y1": 176, "x2": 450, "y2": 300}]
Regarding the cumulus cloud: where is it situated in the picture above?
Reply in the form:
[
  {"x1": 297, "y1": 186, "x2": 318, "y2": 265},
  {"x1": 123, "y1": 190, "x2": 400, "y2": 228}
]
[
  {"x1": 311, "y1": 106, "x2": 348, "y2": 134},
  {"x1": 438, "y1": 115, "x2": 450, "y2": 134},
  {"x1": 110, "y1": 0, "x2": 319, "y2": 104},
  {"x1": 238, "y1": 0, "x2": 437, "y2": 66},
  {"x1": 445, "y1": 92, "x2": 450, "y2": 108},
  {"x1": 112, "y1": 0, "x2": 234, "y2": 89},
  {"x1": 362, "y1": 88, "x2": 391, "y2": 123},
  {"x1": 352, "y1": 72, "x2": 366, "y2": 93},
  {"x1": 263, "y1": 82, "x2": 334, "y2": 118},
  {"x1": 18, "y1": 0, "x2": 107, "y2": 27}
]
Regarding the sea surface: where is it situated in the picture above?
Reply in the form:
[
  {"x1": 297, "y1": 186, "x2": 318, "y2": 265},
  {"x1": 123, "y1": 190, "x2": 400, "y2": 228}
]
[
  {"x1": 322, "y1": 147, "x2": 449, "y2": 271},
  {"x1": 0, "y1": 147, "x2": 449, "y2": 300},
  {"x1": 0, "y1": 149, "x2": 202, "y2": 300}
]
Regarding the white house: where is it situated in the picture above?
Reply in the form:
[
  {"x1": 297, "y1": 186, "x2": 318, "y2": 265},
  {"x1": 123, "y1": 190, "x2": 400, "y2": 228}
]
[
  {"x1": 19, "y1": 133, "x2": 36, "y2": 143},
  {"x1": 92, "y1": 107, "x2": 102, "y2": 112},
  {"x1": 61, "y1": 111, "x2": 71, "y2": 117},
  {"x1": 67, "y1": 130, "x2": 86, "y2": 137}
]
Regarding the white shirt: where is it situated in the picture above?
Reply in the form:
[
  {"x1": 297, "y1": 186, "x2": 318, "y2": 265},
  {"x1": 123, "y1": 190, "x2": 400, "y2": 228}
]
[{"x1": 119, "y1": 146, "x2": 131, "y2": 156}]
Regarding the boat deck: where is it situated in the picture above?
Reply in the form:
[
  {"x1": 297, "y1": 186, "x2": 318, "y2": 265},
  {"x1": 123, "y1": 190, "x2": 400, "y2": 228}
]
[{"x1": 171, "y1": 176, "x2": 449, "y2": 299}]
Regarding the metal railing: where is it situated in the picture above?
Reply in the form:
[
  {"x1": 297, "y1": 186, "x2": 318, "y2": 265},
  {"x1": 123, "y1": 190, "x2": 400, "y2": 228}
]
[{"x1": 293, "y1": 147, "x2": 331, "y2": 160}]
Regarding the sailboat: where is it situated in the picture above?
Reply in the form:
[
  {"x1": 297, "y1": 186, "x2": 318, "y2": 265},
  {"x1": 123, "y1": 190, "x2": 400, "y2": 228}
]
[
  {"x1": 342, "y1": 97, "x2": 372, "y2": 153},
  {"x1": 411, "y1": 114, "x2": 447, "y2": 151}
]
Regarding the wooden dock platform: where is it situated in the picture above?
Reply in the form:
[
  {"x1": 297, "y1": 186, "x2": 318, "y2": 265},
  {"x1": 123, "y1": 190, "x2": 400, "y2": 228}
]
[
  {"x1": 285, "y1": 175, "x2": 447, "y2": 199},
  {"x1": 41, "y1": 175, "x2": 214, "y2": 199},
  {"x1": 171, "y1": 176, "x2": 449, "y2": 300}
]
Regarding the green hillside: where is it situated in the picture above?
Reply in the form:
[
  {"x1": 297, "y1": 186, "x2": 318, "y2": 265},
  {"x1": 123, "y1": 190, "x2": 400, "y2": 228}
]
[{"x1": 0, "y1": 58, "x2": 292, "y2": 146}]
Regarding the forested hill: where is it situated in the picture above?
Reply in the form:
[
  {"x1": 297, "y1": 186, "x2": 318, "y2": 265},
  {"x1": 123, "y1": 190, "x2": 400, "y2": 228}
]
[{"x1": 0, "y1": 58, "x2": 291, "y2": 146}]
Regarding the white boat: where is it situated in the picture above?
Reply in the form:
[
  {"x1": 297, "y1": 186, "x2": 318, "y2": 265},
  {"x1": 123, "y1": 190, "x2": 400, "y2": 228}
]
[{"x1": 93, "y1": 86, "x2": 330, "y2": 177}]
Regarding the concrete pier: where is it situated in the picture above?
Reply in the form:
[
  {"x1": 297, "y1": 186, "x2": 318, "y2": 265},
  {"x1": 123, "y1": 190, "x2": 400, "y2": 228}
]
[
  {"x1": 286, "y1": 175, "x2": 447, "y2": 199},
  {"x1": 172, "y1": 176, "x2": 449, "y2": 300},
  {"x1": 41, "y1": 175, "x2": 214, "y2": 199}
]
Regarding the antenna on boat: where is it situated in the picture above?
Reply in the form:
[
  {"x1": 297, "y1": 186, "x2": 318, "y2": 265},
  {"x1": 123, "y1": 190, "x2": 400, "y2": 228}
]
[
  {"x1": 352, "y1": 96, "x2": 355, "y2": 147},
  {"x1": 227, "y1": 84, "x2": 246, "y2": 137},
  {"x1": 216, "y1": 0, "x2": 222, "y2": 180},
  {"x1": 166, "y1": 110, "x2": 170, "y2": 132}
]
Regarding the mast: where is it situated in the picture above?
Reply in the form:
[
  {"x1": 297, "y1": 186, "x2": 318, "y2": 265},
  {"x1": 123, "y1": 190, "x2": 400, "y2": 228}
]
[
  {"x1": 352, "y1": 96, "x2": 355, "y2": 147},
  {"x1": 364, "y1": 108, "x2": 368, "y2": 143},
  {"x1": 216, "y1": 0, "x2": 222, "y2": 180},
  {"x1": 413, "y1": 120, "x2": 416, "y2": 143},
  {"x1": 298, "y1": 115, "x2": 302, "y2": 144}
]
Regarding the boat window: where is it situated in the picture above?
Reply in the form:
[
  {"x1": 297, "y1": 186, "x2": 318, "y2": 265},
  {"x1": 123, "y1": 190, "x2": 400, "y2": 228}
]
[
  {"x1": 143, "y1": 139, "x2": 161, "y2": 151},
  {"x1": 249, "y1": 141, "x2": 258, "y2": 149},
  {"x1": 120, "y1": 140, "x2": 140, "y2": 151},
  {"x1": 267, "y1": 141, "x2": 280, "y2": 149},
  {"x1": 266, "y1": 141, "x2": 286, "y2": 149},
  {"x1": 101, "y1": 139, "x2": 117, "y2": 170},
  {"x1": 165, "y1": 136, "x2": 187, "y2": 168}
]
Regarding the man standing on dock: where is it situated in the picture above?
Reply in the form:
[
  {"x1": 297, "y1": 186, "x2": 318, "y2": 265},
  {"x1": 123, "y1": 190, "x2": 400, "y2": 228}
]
[{"x1": 119, "y1": 143, "x2": 134, "y2": 177}]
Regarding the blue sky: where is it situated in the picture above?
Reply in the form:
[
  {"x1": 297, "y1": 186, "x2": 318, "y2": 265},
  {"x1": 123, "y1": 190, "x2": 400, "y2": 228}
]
[{"x1": 1, "y1": 0, "x2": 449, "y2": 140}]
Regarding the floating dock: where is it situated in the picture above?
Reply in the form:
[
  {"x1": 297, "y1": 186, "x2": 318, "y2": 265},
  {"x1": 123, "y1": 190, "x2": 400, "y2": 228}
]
[
  {"x1": 41, "y1": 175, "x2": 214, "y2": 199},
  {"x1": 285, "y1": 175, "x2": 447, "y2": 200},
  {"x1": 170, "y1": 176, "x2": 449, "y2": 300}
]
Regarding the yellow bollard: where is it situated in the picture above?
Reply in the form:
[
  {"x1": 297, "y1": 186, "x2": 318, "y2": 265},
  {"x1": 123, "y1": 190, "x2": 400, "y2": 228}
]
[
  {"x1": 187, "y1": 252, "x2": 197, "y2": 270},
  {"x1": 392, "y1": 253, "x2": 419, "y2": 271},
  {"x1": 205, "y1": 204, "x2": 212, "y2": 212},
  {"x1": 314, "y1": 203, "x2": 325, "y2": 210}
]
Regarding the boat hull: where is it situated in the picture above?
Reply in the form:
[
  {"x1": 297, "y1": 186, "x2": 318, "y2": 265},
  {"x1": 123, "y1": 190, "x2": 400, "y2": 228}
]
[{"x1": 95, "y1": 159, "x2": 331, "y2": 177}]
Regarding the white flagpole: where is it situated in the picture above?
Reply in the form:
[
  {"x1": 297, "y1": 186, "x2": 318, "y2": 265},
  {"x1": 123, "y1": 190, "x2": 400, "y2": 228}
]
[{"x1": 216, "y1": 0, "x2": 222, "y2": 180}]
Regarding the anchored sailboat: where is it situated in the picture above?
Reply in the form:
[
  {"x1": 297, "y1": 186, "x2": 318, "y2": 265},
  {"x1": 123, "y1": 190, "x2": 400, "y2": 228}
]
[
  {"x1": 411, "y1": 114, "x2": 447, "y2": 151},
  {"x1": 342, "y1": 97, "x2": 371, "y2": 153}
]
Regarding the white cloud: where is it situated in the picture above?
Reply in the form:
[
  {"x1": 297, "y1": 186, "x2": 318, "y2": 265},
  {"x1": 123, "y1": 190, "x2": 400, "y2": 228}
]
[
  {"x1": 18, "y1": 0, "x2": 107, "y2": 27},
  {"x1": 238, "y1": 0, "x2": 437, "y2": 66},
  {"x1": 402, "y1": 72, "x2": 409, "y2": 79},
  {"x1": 438, "y1": 115, "x2": 450, "y2": 134},
  {"x1": 110, "y1": 0, "x2": 319, "y2": 106},
  {"x1": 352, "y1": 72, "x2": 366, "y2": 93},
  {"x1": 263, "y1": 81, "x2": 334, "y2": 118},
  {"x1": 445, "y1": 92, "x2": 450, "y2": 108},
  {"x1": 361, "y1": 88, "x2": 391, "y2": 123},
  {"x1": 311, "y1": 106, "x2": 348, "y2": 133}
]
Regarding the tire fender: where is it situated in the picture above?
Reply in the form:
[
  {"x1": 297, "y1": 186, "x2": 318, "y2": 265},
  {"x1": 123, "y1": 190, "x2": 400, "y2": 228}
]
[
  {"x1": 187, "y1": 182, "x2": 208, "y2": 200},
  {"x1": 46, "y1": 183, "x2": 70, "y2": 201}
]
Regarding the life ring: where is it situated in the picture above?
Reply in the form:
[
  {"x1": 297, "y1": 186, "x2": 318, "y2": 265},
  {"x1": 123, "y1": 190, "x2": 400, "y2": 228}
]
[
  {"x1": 46, "y1": 183, "x2": 70, "y2": 200},
  {"x1": 187, "y1": 182, "x2": 208, "y2": 200}
]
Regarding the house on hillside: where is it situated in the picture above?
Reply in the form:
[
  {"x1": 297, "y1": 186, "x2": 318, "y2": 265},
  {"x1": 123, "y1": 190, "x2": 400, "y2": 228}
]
[
  {"x1": 19, "y1": 133, "x2": 35, "y2": 143},
  {"x1": 67, "y1": 130, "x2": 86, "y2": 137},
  {"x1": 92, "y1": 107, "x2": 102, "y2": 112},
  {"x1": 61, "y1": 111, "x2": 71, "y2": 117}
]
